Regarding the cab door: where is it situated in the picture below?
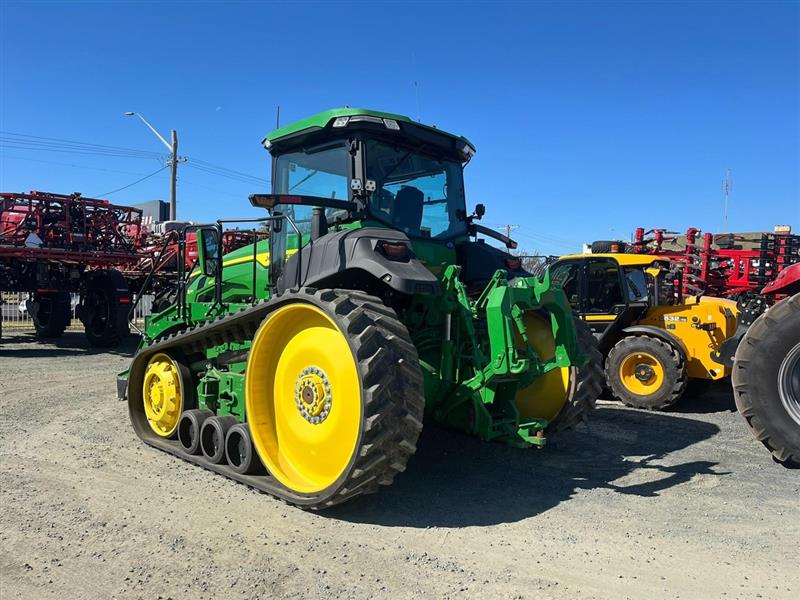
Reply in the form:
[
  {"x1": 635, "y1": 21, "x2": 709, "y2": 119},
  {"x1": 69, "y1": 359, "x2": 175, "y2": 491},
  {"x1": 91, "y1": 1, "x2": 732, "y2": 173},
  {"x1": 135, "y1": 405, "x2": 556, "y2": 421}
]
[{"x1": 580, "y1": 257, "x2": 629, "y2": 342}]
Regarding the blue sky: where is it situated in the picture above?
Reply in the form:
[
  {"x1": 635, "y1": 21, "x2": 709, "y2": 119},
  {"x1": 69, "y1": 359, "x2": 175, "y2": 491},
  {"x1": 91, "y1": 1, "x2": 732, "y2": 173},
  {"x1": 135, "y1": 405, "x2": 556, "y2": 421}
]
[{"x1": 1, "y1": 0, "x2": 798, "y2": 255}]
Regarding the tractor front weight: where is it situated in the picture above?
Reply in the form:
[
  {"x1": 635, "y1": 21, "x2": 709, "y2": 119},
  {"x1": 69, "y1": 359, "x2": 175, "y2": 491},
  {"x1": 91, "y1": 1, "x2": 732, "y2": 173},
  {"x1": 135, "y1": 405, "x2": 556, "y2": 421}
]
[{"x1": 405, "y1": 266, "x2": 584, "y2": 447}]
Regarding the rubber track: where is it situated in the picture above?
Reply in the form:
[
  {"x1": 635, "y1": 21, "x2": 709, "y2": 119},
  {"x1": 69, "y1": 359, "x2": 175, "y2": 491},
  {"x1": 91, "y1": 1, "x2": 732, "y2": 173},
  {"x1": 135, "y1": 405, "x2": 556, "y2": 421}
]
[
  {"x1": 607, "y1": 335, "x2": 688, "y2": 410},
  {"x1": 546, "y1": 318, "x2": 604, "y2": 433},
  {"x1": 732, "y1": 294, "x2": 800, "y2": 468},
  {"x1": 126, "y1": 287, "x2": 425, "y2": 509}
]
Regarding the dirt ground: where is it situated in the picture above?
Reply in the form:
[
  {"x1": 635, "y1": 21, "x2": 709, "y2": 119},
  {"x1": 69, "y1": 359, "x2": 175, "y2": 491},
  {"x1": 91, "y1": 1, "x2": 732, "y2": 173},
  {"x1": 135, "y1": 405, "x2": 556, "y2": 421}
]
[{"x1": 0, "y1": 332, "x2": 797, "y2": 600}]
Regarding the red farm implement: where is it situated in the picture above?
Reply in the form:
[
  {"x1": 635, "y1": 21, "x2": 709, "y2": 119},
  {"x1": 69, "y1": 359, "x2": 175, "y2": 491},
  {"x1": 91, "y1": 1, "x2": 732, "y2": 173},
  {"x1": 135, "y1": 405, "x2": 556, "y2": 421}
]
[
  {"x1": 0, "y1": 191, "x2": 143, "y2": 345},
  {"x1": 626, "y1": 226, "x2": 800, "y2": 300}
]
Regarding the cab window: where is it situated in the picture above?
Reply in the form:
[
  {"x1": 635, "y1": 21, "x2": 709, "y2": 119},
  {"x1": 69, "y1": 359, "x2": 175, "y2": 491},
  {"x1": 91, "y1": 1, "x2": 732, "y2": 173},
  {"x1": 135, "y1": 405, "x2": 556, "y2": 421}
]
[
  {"x1": 585, "y1": 259, "x2": 624, "y2": 313},
  {"x1": 624, "y1": 267, "x2": 649, "y2": 302},
  {"x1": 549, "y1": 260, "x2": 581, "y2": 307}
]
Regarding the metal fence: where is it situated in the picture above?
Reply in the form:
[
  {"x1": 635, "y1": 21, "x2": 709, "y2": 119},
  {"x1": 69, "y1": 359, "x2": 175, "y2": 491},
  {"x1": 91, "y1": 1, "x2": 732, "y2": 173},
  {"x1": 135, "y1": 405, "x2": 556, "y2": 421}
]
[{"x1": 0, "y1": 291, "x2": 153, "y2": 331}]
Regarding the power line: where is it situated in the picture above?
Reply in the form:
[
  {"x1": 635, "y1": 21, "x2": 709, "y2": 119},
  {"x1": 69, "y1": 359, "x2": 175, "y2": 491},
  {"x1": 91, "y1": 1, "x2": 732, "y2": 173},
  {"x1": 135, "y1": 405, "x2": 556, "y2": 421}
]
[
  {"x1": 95, "y1": 166, "x2": 168, "y2": 197},
  {"x1": 0, "y1": 140, "x2": 165, "y2": 161},
  {"x1": 1, "y1": 130, "x2": 269, "y2": 187},
  {"x1": 0, "y1": 153, "x2": 151, "y2": 176},
  {"x1": 190, "y1": 157, "x2": 269, "y2": 184},
  {"x1": 185, "y1": 163, "x2": 267, "y2": 186},
  {"x1": 0, "y1": 131, "x2": 164, "y2": 158}
]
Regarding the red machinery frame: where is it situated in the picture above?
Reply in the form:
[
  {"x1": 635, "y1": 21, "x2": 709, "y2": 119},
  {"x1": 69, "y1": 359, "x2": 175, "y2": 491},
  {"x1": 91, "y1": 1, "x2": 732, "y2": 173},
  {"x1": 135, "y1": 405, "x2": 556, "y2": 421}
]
[
  {"x1": 0, "y1": 191, "x2": 143, "y2": 269},
  {"x1": 629, "y1": 226, "x2": 800, "y2": 299}
]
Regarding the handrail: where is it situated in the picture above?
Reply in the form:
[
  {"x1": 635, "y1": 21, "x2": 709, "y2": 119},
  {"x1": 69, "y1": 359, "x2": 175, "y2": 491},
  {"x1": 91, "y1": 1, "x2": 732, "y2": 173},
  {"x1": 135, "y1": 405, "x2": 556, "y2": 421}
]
[
  {"x1": 127, "y1": 229, "x2": 179, "y2": 335},
  {"x1": 217, "y1": 214, "x2": 303, "y2": 292},
  {"x1": 128, "y1": 215, "x2": 300, "y2": 337}
]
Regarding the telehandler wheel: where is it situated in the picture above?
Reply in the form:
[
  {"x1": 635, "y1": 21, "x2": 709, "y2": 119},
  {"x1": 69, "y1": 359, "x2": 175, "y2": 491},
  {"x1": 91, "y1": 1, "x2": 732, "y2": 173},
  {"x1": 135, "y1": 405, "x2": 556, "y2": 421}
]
[
  {"x1": 732, "y1": 294, "x2": 800, "y2": 468},
  {"x1": 606, "y1": 335, "x2": 687, "y2": 410},
  {"x1": 29, "y1": 291, "x2": 71, "y2": 339},
  {"x1": 245, "y1": 289, "x2": 424, "y2": 508},
  {"x1": 514, "y1": 314, "x2": 603, "y2": 432},
  {"x1": 142, "y1": 352, "x2": 195, "y2": 439}
]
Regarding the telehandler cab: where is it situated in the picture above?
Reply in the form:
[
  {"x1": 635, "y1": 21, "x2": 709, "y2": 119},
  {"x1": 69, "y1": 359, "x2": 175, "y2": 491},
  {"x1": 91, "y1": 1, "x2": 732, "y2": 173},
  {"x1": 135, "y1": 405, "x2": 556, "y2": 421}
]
[
  {"x1": 120, "y1": 108, "x2": 602, "y2": 509},
  {"x1": 549, "y1": 252, "x2": 738, "y2": 410}
]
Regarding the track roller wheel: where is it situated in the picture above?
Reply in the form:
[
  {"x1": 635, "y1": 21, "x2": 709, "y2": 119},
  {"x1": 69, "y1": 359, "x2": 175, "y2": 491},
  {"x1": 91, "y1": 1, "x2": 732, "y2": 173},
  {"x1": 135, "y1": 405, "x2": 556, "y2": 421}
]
[
  {"x1": 245, "y1": 288, "x2": 424, "y2": 509},
  {"x1": 200, "y1": 415, "x2": 238, "y2": 464},
  {"x1": 225, "y1": 423, "x2": 264, "y2": 475},
  {"x1": 606, "y1": 335, "x2": 687, "y2": 410},
  {"x1": 179, "y1": 409, "x2": 213, "y2": 454},
  {"x1": 733, "y1": 294, "x2": 800, "y2": 468}
]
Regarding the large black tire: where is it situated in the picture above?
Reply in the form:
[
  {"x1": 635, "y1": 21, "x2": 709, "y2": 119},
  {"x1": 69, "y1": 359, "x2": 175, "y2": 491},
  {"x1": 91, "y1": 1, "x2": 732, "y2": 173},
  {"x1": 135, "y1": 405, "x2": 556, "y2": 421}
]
[
  {"x1": 546, "y1": 318, "x2": 604, "y2": 432},
  {"x1": 732, "y1": 294, "x2": 800, "y2": 468},
  {"x1": 29, "y1": 291, "x2": 71, "y2": 339},
  {"x1": 606, "y1": 335, "x2": 687, "y2": 410},
  {"x1": 591, "y1": 240, "x2": 627, "y2": 254},
  {"x1": 79, "y1": 269, "x2": 130, "y2": 347}
]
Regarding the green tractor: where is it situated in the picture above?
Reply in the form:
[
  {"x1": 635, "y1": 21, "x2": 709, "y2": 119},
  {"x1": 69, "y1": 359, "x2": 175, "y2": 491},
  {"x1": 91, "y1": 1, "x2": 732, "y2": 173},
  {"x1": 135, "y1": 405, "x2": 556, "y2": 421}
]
[{"x1": 120, "y1": 108, "x2": 602, "y2": 509}]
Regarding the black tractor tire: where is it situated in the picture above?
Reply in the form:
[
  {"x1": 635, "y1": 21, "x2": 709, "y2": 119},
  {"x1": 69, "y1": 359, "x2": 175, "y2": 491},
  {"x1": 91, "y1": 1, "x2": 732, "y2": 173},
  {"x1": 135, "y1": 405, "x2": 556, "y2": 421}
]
[
  {"x1": 79, "y1": 269, "x2": 130, "y2": 348},
  {"x1": 732, "y1": 294, "x2": 800, "y2": 468},
  {"x1": 29, "y1": 291, "x2": 72, "y2": 339},
  {"x1": 546, "y1": 318, "x2": 604, "y2": 433},
  {"x1": 591, "y1": 240, "x2": 628, "y2": 254},
  {"x1": 606, "y1": 335, "x2": 687, "y2": 410}
]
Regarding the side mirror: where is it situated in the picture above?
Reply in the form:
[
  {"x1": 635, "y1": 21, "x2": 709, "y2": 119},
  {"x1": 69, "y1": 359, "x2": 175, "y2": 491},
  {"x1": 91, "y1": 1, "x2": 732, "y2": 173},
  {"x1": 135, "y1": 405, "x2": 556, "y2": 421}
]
[
  {"x1": 474, "y1": 203, "x2": 486, "y2": 219},
  {"x1": 197, "y1": 227, "x2": 220, "y2": 278},
  {"x1": 270, "y1": 212, "x2": 283, "y2": 234}
]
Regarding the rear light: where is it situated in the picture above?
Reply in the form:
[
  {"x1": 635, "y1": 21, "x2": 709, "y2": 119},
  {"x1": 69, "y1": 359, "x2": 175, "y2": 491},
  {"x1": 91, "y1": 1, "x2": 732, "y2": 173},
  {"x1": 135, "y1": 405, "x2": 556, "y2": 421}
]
[
  {"x1": 377, "y1": 241, "x2": 410, "y2": 260},
  {"x1": 610, "y1": 244, "x2": 620, "y2": 253},
  {"x1": 118, "y1": 297, "x2": 131, "y2": 304},
  {"x1": 505, "y1": 257, "x2": 522, "y2": 270}
]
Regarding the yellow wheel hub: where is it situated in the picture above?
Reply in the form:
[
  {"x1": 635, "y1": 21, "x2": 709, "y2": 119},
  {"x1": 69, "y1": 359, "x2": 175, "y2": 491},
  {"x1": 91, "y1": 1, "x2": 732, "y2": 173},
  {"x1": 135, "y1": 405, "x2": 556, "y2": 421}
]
[
  {"x1": 514, "y1": 312, "x2": 572, "y2": 421},
  {"x1": 619, "y1": 352, "x2": 665, "y2": 395},
  {"x1": 245, "y1": 303, "x2": 361, "y2": 495},
  {"x1": 142, "y1": 353, "x2": 183, "y2": 438}
]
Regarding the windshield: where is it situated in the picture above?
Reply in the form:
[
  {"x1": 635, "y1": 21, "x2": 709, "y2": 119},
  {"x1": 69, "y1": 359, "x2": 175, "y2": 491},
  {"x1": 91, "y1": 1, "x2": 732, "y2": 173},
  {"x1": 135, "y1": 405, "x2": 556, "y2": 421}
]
[
  {"x1": 365, "y1": 139, "x2": 467, "y2": 240},
  {"x1": 273, "y1": 142, "x2": 350, "y2": 234}
]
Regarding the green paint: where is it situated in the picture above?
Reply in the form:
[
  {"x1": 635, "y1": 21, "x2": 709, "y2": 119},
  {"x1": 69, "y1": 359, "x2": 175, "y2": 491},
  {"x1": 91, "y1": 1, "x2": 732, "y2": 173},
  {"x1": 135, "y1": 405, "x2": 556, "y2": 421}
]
[
  {"x1": 264, "y1": 107, "x2": 474, "y2": 152},
  {"x1": 138, "y1": 108, "x2": 585, "y2": 447}
]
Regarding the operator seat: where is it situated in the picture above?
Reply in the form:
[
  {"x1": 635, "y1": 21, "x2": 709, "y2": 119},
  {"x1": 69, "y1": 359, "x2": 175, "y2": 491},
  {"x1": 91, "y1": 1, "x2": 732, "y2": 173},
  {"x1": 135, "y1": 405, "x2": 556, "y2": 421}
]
[{"x1": 393, "y1": 186, "x2": 424, "y2": 236}]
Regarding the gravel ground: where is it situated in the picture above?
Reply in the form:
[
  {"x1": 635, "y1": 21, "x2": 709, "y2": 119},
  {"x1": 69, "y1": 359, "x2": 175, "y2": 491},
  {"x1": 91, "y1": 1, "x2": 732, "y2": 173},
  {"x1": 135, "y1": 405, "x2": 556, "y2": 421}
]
[{"x1": 0, "y1": 331, "x2": 797, "y2": 600}]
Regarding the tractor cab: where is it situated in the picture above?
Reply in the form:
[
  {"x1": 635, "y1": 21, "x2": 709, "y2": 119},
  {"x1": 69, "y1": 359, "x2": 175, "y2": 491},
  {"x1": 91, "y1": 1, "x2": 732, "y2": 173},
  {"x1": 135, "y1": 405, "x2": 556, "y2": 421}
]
[{"x1": 253, "y1": 108, "x2": 522, "y2": 295}]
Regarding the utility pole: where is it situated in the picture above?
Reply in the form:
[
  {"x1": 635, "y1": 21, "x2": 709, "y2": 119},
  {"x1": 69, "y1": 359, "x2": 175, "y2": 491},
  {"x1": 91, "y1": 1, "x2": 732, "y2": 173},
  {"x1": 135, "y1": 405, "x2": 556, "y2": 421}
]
[
  {"x1": 125, "y1": 112, "x2": 185, "y2": 220},
  {"x1": 722, "y1": 168, "x2": 732, "y2": 231},
  {"x1": 170, "y1": 130, "x2": 178, "y2": 220},
  {"x1": 497, "y1": 224, "x2": 520, "y2": 253}
]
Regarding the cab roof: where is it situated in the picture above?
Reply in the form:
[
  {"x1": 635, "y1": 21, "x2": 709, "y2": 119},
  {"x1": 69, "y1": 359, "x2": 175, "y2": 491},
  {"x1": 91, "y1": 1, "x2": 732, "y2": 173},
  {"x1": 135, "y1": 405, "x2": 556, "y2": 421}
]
[
  {"x1": 262, "y1": 108, "x2": 475, "y2": 160},
  {"x1": 559, "y1": 253, "x2": 671, "y2": 267}
]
